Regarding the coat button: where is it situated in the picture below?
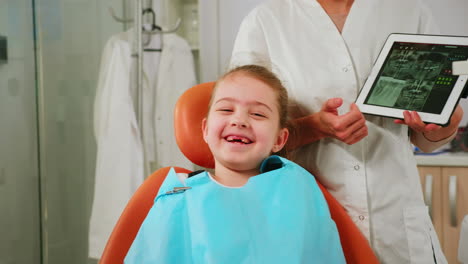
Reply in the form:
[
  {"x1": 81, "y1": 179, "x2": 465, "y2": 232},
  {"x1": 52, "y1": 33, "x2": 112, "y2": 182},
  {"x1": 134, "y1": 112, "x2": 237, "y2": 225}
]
[
  {"x1": 359, "y1": 215, "x2": 365, "y2": 221},
  {"x1": 354, "y1": 165, "x2": 360, "y2": 170}
]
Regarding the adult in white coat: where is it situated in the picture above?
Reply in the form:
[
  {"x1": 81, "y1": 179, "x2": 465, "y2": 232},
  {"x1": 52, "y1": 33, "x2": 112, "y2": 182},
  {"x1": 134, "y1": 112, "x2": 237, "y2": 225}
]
[
  {"x1": 89, "y1": 28, "x2": 196, "y2": 259},
  {"x1": 230, "y1": 0, "x2": 463, "y2": 263}
]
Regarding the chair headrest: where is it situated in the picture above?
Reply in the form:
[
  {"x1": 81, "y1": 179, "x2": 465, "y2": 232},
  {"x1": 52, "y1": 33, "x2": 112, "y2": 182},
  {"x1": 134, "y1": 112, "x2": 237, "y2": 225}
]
[{"x1": 174, "y1": 82, "x2": 215, "y2": 169}]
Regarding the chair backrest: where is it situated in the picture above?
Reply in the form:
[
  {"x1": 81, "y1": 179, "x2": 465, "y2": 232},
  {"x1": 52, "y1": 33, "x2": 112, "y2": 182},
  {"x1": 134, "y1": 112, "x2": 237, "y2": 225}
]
[
  {"x1": 100, "y1": 82, "x2": 379, "y2": 264},
  {"x1": 174, "y1": 81, "x2": 215, "y2": 168}
]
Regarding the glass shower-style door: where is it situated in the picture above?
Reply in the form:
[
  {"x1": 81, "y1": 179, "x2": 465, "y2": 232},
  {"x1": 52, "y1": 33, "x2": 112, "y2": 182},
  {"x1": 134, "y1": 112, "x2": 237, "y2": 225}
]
[
  {"x1": 2, "y1": 0, "x2": 196, "y2": 262},
  {"x1": 33, "y1": 0, "x2": 128, "y2": 263},
  {"x1": 0, "y1": 0, "x2": 41, "y2": 263},
  {"x1": 1, "y1": 0, "x2": 129, "y2": 263}
]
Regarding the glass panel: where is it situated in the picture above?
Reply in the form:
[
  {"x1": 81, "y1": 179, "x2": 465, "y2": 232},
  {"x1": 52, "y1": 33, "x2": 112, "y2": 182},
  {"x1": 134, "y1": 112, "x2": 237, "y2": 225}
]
[
  {"x1": 34, "y1": 0, "x2": 126, "y2": 263},
  {"x1": 0, "y1": 0, "x2": 41, "y2": 263}
]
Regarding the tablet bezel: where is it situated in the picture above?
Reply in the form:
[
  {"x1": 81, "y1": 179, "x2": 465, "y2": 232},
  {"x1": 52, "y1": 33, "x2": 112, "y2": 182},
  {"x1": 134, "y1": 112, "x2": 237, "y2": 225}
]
[{"x1": 355, "y1": 33, "x2": 468, "y2": 126}]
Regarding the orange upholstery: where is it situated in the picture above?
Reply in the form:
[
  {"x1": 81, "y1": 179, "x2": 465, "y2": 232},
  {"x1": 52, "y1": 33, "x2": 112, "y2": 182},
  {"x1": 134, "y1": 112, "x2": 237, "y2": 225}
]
[
  {"x1": 318, "y1": 183, "x2": 379, "y2": 263},
  {"x1": 100, "y1": 82, "x2": 379, "y2": 264},
  {"x1": 99, "y1": 167, "x2": 190, "y2": 264},
  {"x1": 174, "y1": 81, "x2": 215, "y2": 168}
]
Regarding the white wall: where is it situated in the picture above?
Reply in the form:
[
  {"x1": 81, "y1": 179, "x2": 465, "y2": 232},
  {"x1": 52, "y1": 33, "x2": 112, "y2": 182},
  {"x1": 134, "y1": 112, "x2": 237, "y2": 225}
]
[
  {"x1": 199, "y1": 0, "x2": 266, "y2": 82},
  {"x1": 425, "y1": 0, "x2": 468, "y2": 126},
  {"x1": 425, "y1": 0, "x2": 468, "y2": 36},
  {"x1": 217, "y1": 0, "x2": 267, "y2": 74}
]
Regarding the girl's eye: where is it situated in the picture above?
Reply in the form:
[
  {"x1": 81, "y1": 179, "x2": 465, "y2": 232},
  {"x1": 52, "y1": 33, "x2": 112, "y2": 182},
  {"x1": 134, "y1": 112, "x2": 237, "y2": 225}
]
[
  {"x1": 217, "y1": 108, "x2": 233, "y2": 112},
  {"x1": 252, "y1": 112, "x2": 266, "y2": 118}
]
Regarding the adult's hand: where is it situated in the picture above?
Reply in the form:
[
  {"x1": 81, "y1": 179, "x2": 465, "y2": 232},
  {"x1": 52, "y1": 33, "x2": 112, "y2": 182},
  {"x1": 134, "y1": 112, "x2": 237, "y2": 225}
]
[
  {"x1": 317, "y1": 98, "x2": 368, "y2": 145},
  {"x1": 287, "y1": 98, "x2": 368, "y2": 150},
  {"x1": 394, "y1": 105, "x2": 463, "y2": 143},
  {"x1": 393, "y1": 110, "x2": 440, "y2": 133}
]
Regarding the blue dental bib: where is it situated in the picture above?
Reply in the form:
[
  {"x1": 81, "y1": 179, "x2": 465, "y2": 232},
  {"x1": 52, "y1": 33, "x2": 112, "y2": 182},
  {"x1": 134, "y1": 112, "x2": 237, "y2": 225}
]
[{"x1": 125, "y1": 156, "x2": 345, "y2": 264}]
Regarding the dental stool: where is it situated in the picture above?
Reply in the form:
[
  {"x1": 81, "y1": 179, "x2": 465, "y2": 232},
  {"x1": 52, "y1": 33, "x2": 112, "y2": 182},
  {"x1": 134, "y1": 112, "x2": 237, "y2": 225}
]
[{"x1": 99, "y1": 82, "x2": 379, "y2": 264}]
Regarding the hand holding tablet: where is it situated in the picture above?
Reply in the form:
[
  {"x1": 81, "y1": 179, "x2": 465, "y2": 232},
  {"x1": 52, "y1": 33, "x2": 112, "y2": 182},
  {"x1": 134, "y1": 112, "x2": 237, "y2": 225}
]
[{"x1": 355, "y1": 33, "x2": 468, "y2": 126}]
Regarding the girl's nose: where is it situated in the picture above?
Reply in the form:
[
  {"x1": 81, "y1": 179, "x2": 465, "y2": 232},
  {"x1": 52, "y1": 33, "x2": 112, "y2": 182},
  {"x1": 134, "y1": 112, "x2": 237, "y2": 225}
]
[{"x1": 230, "y1": 114, "x2": 249, "y2": 128}]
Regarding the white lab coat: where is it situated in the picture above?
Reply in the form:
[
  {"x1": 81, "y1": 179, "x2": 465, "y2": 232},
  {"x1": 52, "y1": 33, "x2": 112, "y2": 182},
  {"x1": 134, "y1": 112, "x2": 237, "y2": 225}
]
[
  {"x1": 231, "y1": 0, "x2": 449, "y2": 263},
  {"x1": 89, "y1": 28, "x2": 196, "y2": 259}
]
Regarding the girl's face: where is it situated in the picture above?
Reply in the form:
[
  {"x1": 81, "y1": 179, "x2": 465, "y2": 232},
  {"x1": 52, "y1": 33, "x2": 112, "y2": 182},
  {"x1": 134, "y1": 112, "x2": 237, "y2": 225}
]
[{"x1": 202, "y1": 73, "x2": 289, "y2": 175}]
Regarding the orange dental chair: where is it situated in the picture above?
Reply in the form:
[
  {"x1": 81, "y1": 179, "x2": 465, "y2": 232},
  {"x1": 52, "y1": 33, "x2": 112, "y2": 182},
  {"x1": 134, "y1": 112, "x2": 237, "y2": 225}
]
[{"x1": 99, "y1": 82, "x2": 379, "y2": 264}]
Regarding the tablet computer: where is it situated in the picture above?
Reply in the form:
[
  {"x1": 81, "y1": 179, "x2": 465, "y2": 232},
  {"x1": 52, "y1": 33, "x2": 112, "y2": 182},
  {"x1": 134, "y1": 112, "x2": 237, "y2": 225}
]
[{"x1": 355, "y1": 33, "x2": 468, "y2": 126}]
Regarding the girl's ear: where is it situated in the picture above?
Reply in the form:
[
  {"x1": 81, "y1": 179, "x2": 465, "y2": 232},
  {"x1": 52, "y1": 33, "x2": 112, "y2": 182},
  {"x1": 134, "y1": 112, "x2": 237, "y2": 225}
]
[
  {"x1": 272, "y1": 127, "x2": 289, "y2": 153},
  {"x1": 201, "y1": 117, "x2": 208, "y2": 143}
]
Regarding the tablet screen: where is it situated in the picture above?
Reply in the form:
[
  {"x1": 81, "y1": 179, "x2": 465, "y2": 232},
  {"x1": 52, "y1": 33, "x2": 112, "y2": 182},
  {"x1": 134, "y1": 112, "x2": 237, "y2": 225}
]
[{"x1": 364, "y1": 42, "x2": 468, "y2": 114}]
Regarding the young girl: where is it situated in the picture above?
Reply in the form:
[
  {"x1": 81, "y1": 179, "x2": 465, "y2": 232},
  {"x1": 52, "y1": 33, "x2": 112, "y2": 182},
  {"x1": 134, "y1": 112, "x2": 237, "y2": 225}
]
[{"x1": 124, "y1": 65, "x2": 345, "y2": 263}]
